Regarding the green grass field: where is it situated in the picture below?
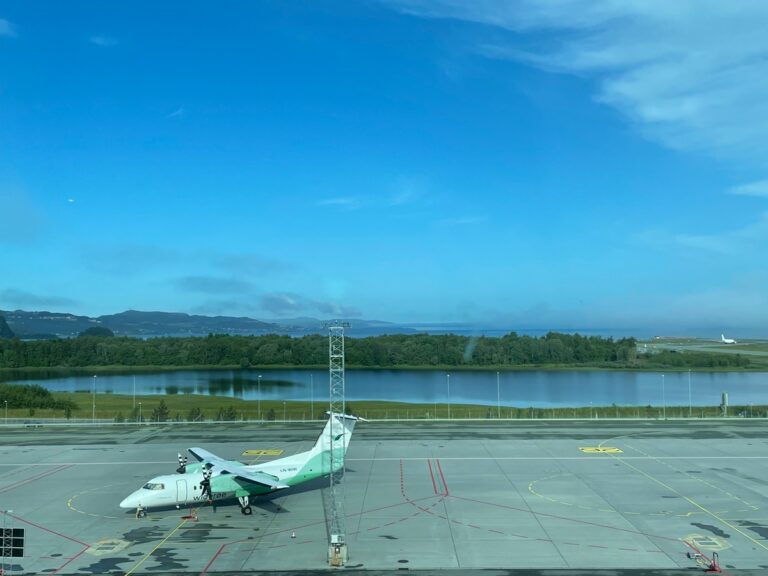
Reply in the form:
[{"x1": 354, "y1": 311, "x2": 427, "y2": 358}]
[{"x1": 2, "y1": 391, "x2": 763, "y2": 422}]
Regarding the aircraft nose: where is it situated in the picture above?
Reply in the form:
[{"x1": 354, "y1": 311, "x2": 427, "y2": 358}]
[{"x1": 120, "y1": 492, "x2": 140, "y2": 509}]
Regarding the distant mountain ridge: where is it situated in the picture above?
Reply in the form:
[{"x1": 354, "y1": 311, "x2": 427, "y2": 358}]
[{"x1": 0, "y1": 309, "x2": 419, "y2": 338}]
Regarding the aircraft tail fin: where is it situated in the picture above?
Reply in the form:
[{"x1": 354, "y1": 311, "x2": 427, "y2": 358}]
[{"x1": 309, "y1": 412, "x2": 363, "y2": 459}]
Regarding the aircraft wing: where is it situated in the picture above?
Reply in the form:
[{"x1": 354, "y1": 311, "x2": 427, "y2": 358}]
[{"x1": 188, "y1": 447, "x2": 288, "y2": 490}]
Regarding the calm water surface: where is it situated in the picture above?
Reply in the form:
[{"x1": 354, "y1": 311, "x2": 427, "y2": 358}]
[{"x1": 5, "y1": 369, "x2": 768, "y2": 408}]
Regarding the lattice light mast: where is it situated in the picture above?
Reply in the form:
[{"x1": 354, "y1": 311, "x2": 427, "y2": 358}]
[{"x1": 325, "y1": 320, "x2": 350, "y2": 565}]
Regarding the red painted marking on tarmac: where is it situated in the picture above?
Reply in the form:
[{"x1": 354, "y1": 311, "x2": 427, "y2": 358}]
[
  {"x1": 199, "y1": 544, "x2": 226, "y2": 576},
  {"x1": 427, "y1": 459, "x2": 438, "y2": 494},
  {"x1": 0, "y1": 464, "x2": 73, "y2": 494},
  {"x1": 451, "y1": 495, "x2": 682, "y2": 543},
  {"x1": 4, "y1": 511, "x2": 89, "y2": 546},
  {"x1": 435, "y1": 459, "x2": 449, "y2": 496},
  {"x1": 4, "y1": 509, "x2": 90, "y2": 575},
  {"x1": 51, "y1": 547, "x2": 90, "y2": 575}
]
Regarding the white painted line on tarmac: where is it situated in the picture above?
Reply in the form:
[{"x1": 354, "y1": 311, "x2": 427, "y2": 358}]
[{"x1": 1, "y1": 454, "x2": 768, "y2": 466}]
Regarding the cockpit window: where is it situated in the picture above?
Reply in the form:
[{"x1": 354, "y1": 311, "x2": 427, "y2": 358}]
[{"x1": 142, "y1": 482, "x2": 165, "y2": 490}]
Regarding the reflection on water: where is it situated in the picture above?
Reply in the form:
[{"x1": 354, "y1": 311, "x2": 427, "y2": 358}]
[{"x1": 4, "y1": 368, "x2": 768, "y2": 408}]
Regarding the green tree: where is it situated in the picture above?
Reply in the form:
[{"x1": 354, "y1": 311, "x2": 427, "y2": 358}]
[
  {"x1": 187, "y1": 406, "x2": 204, "y2": 422},
  {"x1": 216, "y1": 406, "x2": 237, "y2": 421},
  {"x1": 150, "y1": 399, "x2": 170, "y2": 422},
  {"x1": 78, "y1": 326, "x2": 115, "y2": 337}
]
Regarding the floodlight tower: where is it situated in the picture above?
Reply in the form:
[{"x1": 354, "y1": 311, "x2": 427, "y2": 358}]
[{"x1": 324, "y1": 320, "x2": 350, "y2": 566}]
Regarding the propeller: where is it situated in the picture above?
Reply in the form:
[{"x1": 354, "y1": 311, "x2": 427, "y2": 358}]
[{"x1": 176, "y1": 453, "x2": 188, "y2": 474}]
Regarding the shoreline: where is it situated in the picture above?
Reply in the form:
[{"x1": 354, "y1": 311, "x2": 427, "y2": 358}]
[{"x1": 2, "y1": 363, "x2": 766, "y2": 378}]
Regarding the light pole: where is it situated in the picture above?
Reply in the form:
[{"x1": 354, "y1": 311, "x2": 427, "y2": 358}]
[
  {"x1": 496, "y1": 371, "x2": 500, "y2": 418},
  {"x1": 258, "y1": 374, "x2": 262, "y2": 421},
  {"x1": 133, "y1": 375, "x2": 136, "y2": 410},
  {"x1": 4, "y1": 400, "x2": 7, "y2": 425},
  {"x1": 138, "y1": 401, "x2": 142, "y2": 424},
  {"x1": 662, "y1": 373, "x2": 666, "y2": 419},
  {"x1": 92, "y1": 375, "x2": 97, "y2": 423},
  {"x1": 310, "y1": 373, "x2": 314, "y2": 420},
  {"x1": 447, "y1": 373, "x2": 451, "y2": 420},
  {"x1": 283, "y1": 401, "x2": 286, "y2": 421},
  {"x1": 688, "y1": 369, "x2": 692, "y2": 418}
]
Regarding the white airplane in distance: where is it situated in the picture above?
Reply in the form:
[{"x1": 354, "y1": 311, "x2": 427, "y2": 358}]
[
  {"x1": 120, "y1": 412, "x2": 361, "y2": 517},
  {"x1": 721, "y1": 334, "x2": 737, "y2": 344}
]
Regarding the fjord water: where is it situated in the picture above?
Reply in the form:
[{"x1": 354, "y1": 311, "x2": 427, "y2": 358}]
[{"x1": 6, "y1": 369, "x2": 768, "y2": 408}]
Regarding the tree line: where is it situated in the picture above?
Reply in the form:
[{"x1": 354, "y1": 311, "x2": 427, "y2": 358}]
[
  {"x1": 0, "y1": 331, "x2": 750, "y2": 369},
  {"x1": 0, "y1": 382, "x2": 78, "y2": 411}
]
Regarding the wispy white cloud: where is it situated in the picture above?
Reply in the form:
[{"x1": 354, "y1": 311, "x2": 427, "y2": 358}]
[
  {"x1": 0, "y1": 18, "x2": 16, "y2": 37},
  {"x1": 389, "y1": 176, "x2": 430, "y2": 206},
  {"x1": 0, "y1": 288, "x2": 77, "y2": 308},
  {"x1": 174, "y1": 275, "x2": 256, "y2": 295},
  {"x1": 82, "y1": 244, "x2": 180, "y2": 275},
  {"x1": 439, "y1": 215, "x2": 486, "y2": 226},
  {"x1": 381, "y1": 1, "x2": 768, "y2": 166},
  {"x1": 635, "y1": 211, "x2": 768, "y2": 255},
  {"x1": 316, "y1": 196, "x2": 360, "y2": 209},
  {"x1": 166, "y1": 106, "x2": 185, "y2": 119},
  {"x1": 89, "y1": 34, "x2": 118, "y2": 47},
  {"x1": 730, "y1": 179, "x2": 768, "y2": 198},
  {"x1": 260, "y1": 292, "x2": 360, "y2": 317}
]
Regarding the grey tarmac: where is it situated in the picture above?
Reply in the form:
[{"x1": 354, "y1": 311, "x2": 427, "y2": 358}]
[{"x1": 1, "y1": 419, "x2": 767, "y2": 575}]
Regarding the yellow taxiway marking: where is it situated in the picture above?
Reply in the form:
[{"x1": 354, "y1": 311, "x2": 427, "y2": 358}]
[
  {"x1": 597, "y1": 431, "x2": 758, "y2": 512},
  {"x1": 685, "y1": 532, "x2": 731, "y2": 552},
  {"x1": 124, "y1": 518, "x2": 189, "y2": 575},
  {"x1": 611, "y1": 453, "x2": 768, "y2": 553},
  {"x1": 67, "y1": 485, "x2": 120, "y2": 520},
  {"x1": 625, "y1": 442, "x2": 758, "y2": 512},
  {"x1": 579, "y1": 446, "x2": 623, "y2": 453},
  {"x1": 242, "y1": 449, "x2": 284, "y2": 456}
]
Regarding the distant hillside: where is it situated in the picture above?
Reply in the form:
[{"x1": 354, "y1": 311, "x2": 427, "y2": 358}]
[
  {"x1": 0, "y1": 308, "x2": 415, "y2": 339},
  {"x1": 0, "y1": 314, "x2": 15, "y2": 339},
  {"x1": 0, "y1": 310, "x2": 99, "y2": 338},
  {"x1": 98, "y1": 310, "x2": 281, "y2": 337}
]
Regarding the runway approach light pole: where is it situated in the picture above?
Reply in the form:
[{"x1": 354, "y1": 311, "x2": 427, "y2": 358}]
[{"x1": 324, "y1": 321, "x2": 350, "y2": 566}]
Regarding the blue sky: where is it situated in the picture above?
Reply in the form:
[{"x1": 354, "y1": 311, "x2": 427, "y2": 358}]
[{"x1": 2, "y1": 1, "x2": 768, "y2": 335}]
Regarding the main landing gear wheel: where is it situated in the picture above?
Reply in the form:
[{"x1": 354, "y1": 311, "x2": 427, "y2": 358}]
[
  {"x1": 136, "y1": 508, "x2": 146, "y2": 518},
  {"x1": 238, "y1": 495, "x2": 252, "y2": 515}
]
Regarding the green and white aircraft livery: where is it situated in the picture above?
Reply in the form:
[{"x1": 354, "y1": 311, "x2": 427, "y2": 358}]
[{"x1": 119, "y1": 412, "x2": 360, "y2": 516}]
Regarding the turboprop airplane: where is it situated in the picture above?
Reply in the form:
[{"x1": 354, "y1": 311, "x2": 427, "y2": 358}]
[
  {"x1": 721, "y1": 334, "x2": 737, "y2": 344},
  {"x1": 120, "y1": 412, "x2": 361, "y2": 517}
]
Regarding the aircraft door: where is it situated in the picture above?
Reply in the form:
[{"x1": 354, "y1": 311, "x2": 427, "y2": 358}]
[{"x1": 176, "y1": 479, "x2": 188, "y2": 503}]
